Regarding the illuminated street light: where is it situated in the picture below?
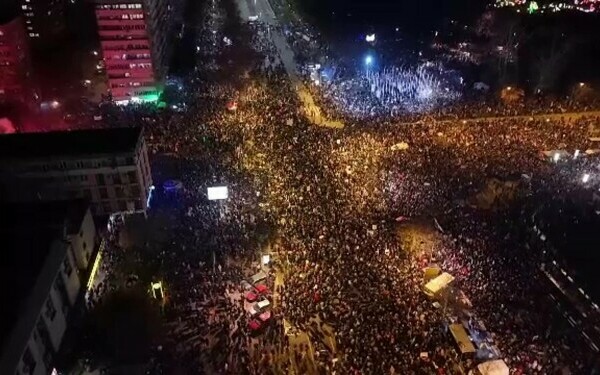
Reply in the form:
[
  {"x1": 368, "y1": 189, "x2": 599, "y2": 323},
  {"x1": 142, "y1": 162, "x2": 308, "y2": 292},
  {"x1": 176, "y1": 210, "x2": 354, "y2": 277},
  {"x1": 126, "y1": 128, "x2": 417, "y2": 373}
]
[
  {"x1": 574, "y1": 149, "x2": 580, "y2": 159},
  {"x1": 151, "y1": 281, "x2": 164, "y2": 300},
  {"x1": 262, "y1": 254, "x2": 270, "y2": 265},
  {"x1": 582, "y1": 173, "x2": 590, "y2": 183},
  {"x1": 579, "y1": 82, "x2": 586, "y2": 87},
  {"x1": 553, "y1": 153, "x2": 560, "y2": 162},
  {"x1": 364, "y1": 55, "x2": 373, "y2": 66},
  {"x1": 365, "y1": 34, "x2": 376, "y2": 42}
]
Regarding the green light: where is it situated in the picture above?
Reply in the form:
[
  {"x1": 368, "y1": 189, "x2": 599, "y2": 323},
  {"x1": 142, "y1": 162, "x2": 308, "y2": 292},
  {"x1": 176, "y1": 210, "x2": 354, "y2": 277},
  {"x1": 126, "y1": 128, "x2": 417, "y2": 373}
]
[
  {"x1": 528, "y1": 1, "x2": 539, "y2": 13},
  {"x1": 141, "y1": 94, "x2": 159, "y2": 102}
]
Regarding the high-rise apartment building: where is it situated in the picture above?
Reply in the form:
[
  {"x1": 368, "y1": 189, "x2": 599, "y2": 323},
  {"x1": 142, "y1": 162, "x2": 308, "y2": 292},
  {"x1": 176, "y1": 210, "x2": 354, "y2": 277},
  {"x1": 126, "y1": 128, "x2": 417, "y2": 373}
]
[
  {"x1": 19, "y1": 0, "x2": 68, "y2": 48},
  {"x1": 95, "y1": 0, "x2": 176, "y2": 103},
  {"x1": 0, "y1": 8, "x2": 33, "y2": 103},
  {"x1": 0, "y1": 199, "x2": 98, "y2": 375}
]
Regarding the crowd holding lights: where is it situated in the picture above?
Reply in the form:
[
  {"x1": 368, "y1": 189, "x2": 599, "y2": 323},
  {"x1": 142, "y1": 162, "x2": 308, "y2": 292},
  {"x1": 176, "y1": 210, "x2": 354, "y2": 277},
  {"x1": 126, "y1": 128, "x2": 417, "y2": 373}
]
[
  {"x1": 495, "y1": 0, "x2": 599, "y2": 13},
  {"x1": 314, "y1": 60, "x2": 462, "y2": 118}
]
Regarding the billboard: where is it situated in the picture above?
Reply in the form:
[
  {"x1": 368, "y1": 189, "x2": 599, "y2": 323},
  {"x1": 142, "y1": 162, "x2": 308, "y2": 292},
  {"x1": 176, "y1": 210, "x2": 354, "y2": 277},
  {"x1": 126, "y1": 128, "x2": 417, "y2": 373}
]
[{"x1": 207, "y1": 186, "x2": 228, "y2": 200}]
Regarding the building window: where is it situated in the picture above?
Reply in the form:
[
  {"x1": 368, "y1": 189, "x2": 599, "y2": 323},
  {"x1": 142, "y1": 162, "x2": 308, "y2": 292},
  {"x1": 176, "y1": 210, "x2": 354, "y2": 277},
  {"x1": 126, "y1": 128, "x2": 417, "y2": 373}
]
[
  {"x1": 131, "y1": 184, "x2": 140, "y2": 196},
  {"x1": 45, "y1": 298, "x2": 57, "y2": 321},
  {"x1": 21, "y1": 347, "x2": 36, "y2": 375},
  {"x1": 135, "y1": 199, "x2": 142, "y2": 210},
  {"x1": 127, "y1": 171, "x2": 137, "y2": 183},
  {"x1": 99, "y1": 188, "x2": 108, "y2": 199},
  {"x1": 102, "y1": 202, "x2": 112, "y2": 214},
  {"x1": 96, "y1": 174, "x2": 105, "y2": 185},
  {"x1": 63, "y1": 257, "x2": 73, "y2": 277},
  {"x1": 115, "y1": 187, "x2": 124, "y2": 198},
  {"x1": 113, "y1": 174, "x2": 122, "y2": 185}
]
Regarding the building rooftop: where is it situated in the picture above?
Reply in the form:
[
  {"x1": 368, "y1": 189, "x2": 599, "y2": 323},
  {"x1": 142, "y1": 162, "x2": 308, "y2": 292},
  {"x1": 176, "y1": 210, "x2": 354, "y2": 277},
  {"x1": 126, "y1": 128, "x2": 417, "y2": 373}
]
[
  {"x1": 0, "y1": 2, "x2": 19, "y2": 25},
  {"x1": 0, "y1": 127, "x2": 142, "y2": 160},
  {"x1": 0, "y1": 200, "x2": 89, "y2": 355}
]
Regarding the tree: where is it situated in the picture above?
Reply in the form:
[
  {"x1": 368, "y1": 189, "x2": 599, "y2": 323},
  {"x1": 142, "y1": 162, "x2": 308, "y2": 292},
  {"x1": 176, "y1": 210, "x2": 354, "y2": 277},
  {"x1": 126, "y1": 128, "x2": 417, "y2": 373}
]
[
  {"x1": 529, "y1": 31, "x2": 574, "y2": 92},
  {"x1": 81, "y1": 288, "x2": 163, "y2": 369}
]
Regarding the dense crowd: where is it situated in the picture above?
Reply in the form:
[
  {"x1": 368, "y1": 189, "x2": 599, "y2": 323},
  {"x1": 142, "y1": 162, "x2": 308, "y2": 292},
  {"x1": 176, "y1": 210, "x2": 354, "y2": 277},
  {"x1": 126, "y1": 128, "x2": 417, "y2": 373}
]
[{"x1": 95, "y1": 0, "x2": 600, "y2": 373}]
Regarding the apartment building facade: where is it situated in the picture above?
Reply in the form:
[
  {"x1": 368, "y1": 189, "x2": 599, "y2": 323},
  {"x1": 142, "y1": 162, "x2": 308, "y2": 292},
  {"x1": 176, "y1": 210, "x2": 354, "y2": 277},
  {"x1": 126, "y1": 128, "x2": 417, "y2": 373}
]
[
  {"x1": 95, "y1": 0, "x2": 176, "y2": 103},
  {"x1": 0, "y1": 12, "x2": 33, "y2": 103},
  {"x1": 0, "y1": 127, "x2": 153, "y2": 216},
  {"x1": 0, "y1": 200, "x2": 98, "y2": 375},
  {"x1": 18, "y1": 0, "x2": 68, "y2": 48}
]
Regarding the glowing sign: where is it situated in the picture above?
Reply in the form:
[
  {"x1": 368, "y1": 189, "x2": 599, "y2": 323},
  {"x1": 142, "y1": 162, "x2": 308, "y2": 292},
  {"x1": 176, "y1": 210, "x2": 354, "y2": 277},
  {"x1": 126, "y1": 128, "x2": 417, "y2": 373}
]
[
  {"x1": 207, "y1": 186, "x2": 228, "y2": 200},
  {"x1": 582, "y1": 173, "x2": 590, "y2": 183}
]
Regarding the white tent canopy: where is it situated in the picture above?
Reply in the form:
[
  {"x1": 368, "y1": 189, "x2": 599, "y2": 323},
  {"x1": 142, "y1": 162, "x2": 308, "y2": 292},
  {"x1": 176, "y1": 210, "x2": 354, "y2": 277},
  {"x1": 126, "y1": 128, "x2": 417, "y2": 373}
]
[
  {"x1": 477, "y1": 360, "x2": 510, "y2": 375},
  {"x1": 423, "y1": 272, "x2": 455, "y2": 297},
  {"x1": 390, "y1": 142, "x2": 409, "y2": 151}
]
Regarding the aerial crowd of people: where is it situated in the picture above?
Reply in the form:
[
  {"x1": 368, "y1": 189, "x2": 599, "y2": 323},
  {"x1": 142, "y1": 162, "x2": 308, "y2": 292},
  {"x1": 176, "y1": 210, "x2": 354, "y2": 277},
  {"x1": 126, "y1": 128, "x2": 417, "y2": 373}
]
[{"x1": 93, "y1": 0, "x2": 600, "y2": 373}]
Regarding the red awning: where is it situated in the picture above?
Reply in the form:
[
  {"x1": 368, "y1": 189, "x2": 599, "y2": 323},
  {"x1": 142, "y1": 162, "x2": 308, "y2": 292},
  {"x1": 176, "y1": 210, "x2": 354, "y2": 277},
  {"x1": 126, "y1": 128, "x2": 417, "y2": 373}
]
[
  {"x1": 258, "y1": 311, "x2": 271, "y2": 322},
  {"x1": 245, "y1": 292, "x2": 258, "y2": 302},
  {"x1": 255, "y1": 284, "x2": 269, "y2": 294},
  {"x1": 248, "y1": 319, "x2": 261, "y2": 330}
]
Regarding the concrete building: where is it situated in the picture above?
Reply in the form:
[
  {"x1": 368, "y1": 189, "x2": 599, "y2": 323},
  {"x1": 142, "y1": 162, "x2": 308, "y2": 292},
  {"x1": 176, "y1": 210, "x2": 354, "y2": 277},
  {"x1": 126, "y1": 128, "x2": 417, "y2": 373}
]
[
  {"x1": 0, "y1": 127, "x2": 153, "y2": 216},
  {"x1": 18, "y1": 0, "x2": 68, "y2": 49},
  {"x1": 0, "y1": 7, "x2": 34, "y2": 104},
  {"x1": 0, "y1": 200, "x2": 98, "y2": 375},
  {"x1": 95, "y1": 0, "x2": 177, "y2": 103}
]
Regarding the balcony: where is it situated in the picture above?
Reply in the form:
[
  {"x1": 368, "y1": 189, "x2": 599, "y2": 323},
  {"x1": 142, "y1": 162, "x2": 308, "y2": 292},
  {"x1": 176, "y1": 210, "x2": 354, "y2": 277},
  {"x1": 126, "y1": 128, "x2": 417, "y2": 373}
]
[
  {"x1": 101, "y1": 39, "x2": 149, "y2": 49},
  {"x1": 97, "y1": 19, "x2": 146, "y2": 28},
  {"x1": 107, "y1": 69, "x2": 154, "y2": 79},
  {"x1": 98, "y1": 30, "x2": 148, "y2": 39},
  {"x1": 108, "y1": 77, "x2": 155, "y2": 86}
]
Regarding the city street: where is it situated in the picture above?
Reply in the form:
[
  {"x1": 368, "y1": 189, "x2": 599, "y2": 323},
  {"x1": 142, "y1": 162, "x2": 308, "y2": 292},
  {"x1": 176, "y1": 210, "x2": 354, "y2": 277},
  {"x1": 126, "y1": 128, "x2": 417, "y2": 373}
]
[
  {"x1": 236, "y1": 0, "x2": 343, "y2": 127},
  {"x1": 81, "y1": 0, "x2": 600, "y2": 373}
]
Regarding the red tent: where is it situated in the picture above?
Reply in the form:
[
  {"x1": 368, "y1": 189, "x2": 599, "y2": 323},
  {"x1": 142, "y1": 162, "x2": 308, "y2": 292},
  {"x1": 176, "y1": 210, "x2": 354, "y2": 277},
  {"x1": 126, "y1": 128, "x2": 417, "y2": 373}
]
[
  {"x1": 248, "y1": 319, "x2": 261, "y2": 331},
  {"x1": 245, "y1": 292, "x2": 258, "y2": 302},
  {"x1": 255, "y1": 284, "x2": 269, "y2": 294},
  {"x1": 258, "y1": 311, "x2": 271, "y2": 322},
  {"x1": 226, "y1": 101, "x2": 237, "y2": 111}
]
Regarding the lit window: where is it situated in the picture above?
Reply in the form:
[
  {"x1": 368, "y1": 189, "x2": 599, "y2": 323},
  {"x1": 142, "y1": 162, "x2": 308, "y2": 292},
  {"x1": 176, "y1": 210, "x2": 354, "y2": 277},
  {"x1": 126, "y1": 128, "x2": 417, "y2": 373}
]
[{"x1": 22, "y1": 5, "x2": 28, "y2": 9}]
